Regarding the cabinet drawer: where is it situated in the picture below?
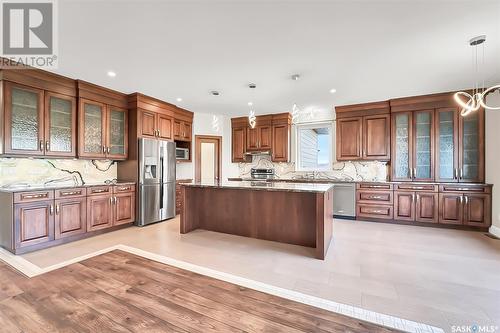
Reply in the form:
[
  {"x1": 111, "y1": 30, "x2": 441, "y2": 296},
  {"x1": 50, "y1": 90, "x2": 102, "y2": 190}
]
[
  {"x1": 439, "y1": 185, "x2": 491, "y2": 194},
  {"x1": 356, "y1": 190, "x2": 393, "y2": 204},
  {"x1": 113, "y1": 184, "x2": 135, "y2": 193},
  {"x1": 395, "y1": 184, "x2": 437, "y2": 192},
  {"x1": 87, "y1": 186, "x2": 112, "y2": 196},
  {"x1": 357, "y1": 204, "x2": 393, "y2": 219},
  {"x1": 55, "y1": 188, "x2": 86, "y2": 199},
  {"x1": 14, "y1": 190, "x2": 54, "y2": 203},
  {"x1": 356, "y1": 183, "x2": 393, "y2": 190}
]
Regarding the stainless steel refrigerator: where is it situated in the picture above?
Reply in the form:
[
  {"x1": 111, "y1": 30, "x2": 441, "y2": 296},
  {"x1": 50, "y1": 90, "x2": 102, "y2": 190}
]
[{"x1": 137, "y1": 138, "x2": 176, "y2": 226}]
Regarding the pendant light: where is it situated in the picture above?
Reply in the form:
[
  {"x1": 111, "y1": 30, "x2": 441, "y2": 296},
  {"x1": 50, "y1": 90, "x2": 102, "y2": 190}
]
[
  {"x1": 291, "y1": 74, "x2": 301, "y2": 124},
  {"x1": 454, "y1": 35, "x2": 500, "y2": 116},
  {"x1": 248, "y1": 83, "x2": 257, "y2": 128}
]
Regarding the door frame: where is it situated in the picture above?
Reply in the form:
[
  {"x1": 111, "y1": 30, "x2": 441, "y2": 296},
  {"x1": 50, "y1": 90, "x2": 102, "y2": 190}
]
[{"x1": 195, "y1": 135, "x2": 222, "y2": 183}]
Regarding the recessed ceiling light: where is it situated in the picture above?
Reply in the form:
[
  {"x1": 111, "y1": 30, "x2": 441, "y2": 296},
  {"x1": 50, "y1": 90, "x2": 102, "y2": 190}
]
[
  {"x1": 248, "y1": 102, "x2": 253, "y2": 106},
  {"x1": 176, "y1": 97, "x2": 182, "y2": 102},
  {"x1": 330, "y1": 88, "x2": 337, "y2": 94},
  {"x1": 210, "y1": 91, "x2": 220, "y2": 96},
  {"x1": 291, "y1": 74, "x2": 300, "y2": 81},
  {"x1": 107, "y1": 71, "x2": 116, "y2": 77}
]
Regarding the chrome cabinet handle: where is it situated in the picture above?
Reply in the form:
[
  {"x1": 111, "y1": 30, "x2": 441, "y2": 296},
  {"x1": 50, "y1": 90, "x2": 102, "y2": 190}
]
[
  {"x1": 23, "y1": 193, "x2": 47, "y2": 199},
  {"x1": 416, "y1": 194, "x2": 419, "y2": 202},
  {"x1": 464, "y1": 195, "x2": 468, "y2": 205},
  {"x1": 158, "y1": 130, "x2": 161, "y2": 137},
  {"x1": 49, "y1": 205, "x2": 54, "y2": 215},
  {"x1": 39, "y1": 140, "x2": 44, "y2": 151},
  {"x1": 459, "y1": 195, "x2": 463, "y2": 204},
  {"x1": 102, "y1": 146, "x2": 106, "y2": 154},
  {"x1": 459, "y1": 168, "x2": 463, "y2": 179},
  {"x1": 371, "y1": 210, "x2": 385, "y2": 214},
  {"x1": 117, "y1": 186, "x2": 130, "y2": 191},
  {"x1": 368, "y1": 195, "x2": 384, "y2": 199},
  {"x1": 454, "y1": 168, "x2": 458, "y2": 179},
  {"x1": 114, "y1": 197, "x2": 118, "y2": 205},
  {"x1": 45, "y1": 141, "x2": 50, "y2": 151},
  {"x1": 413, "y1": 168, "x2": 417, "y2": 179},
  {"x1": 92, "y1": 188, "x2": 108, "y2": 193},
  {"x1": 107, "y1": 147, "x2": 110, "y2": 154},
  {"x1": 56, "y1": 204, "x2": 60, "y2": 214},
  {"x1": 412, "y1": 193, "x2": 416, "y2": 203},
  {"x1": 60, "y1": 190, "x2": 81, "y2": 196},
  {"x1": 109, "y1": 197, "x2": 113, "y2": 204}
]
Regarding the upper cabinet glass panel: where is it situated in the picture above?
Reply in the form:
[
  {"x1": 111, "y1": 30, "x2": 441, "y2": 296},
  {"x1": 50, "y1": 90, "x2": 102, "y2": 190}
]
[
  {"x1": 461, "y1": 112, "x2": 479, "y2": 181},
  {"x1": 414, "y1": 111, "x2": 432, "y2": 179},
  {"x1": 109, "y1": 108, "x2": 126, "y2": 156},
  {"x1": 394, "y1": 113, "x2": 410, "y2": 179},
  {"x1": 10, "y1": 87, "x2": 40, "y2": 151},
  {"x1": 437, "y1": 110, "x2": 456, "y2": 180},
  {"x1": 83, "y1": 103, "x2": 103, "y2": 154},
  {"x1": 48, "y1": 96, "x2": 72, "y2": 153}
]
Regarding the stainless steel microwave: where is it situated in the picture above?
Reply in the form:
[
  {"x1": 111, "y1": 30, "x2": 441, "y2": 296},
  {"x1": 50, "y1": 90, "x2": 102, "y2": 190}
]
[{"x1": 176, "y1": 147, "x2": 189, "y2": 160}]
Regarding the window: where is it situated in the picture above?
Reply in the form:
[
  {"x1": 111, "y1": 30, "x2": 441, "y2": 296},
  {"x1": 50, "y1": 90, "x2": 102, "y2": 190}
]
[{"x1": 296, "y1": 123, "x2": 333, "y2": 171}]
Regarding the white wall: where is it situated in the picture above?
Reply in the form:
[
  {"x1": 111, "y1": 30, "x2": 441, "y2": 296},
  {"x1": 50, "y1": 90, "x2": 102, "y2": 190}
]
[
  {"x1": 176, "y1": 112, "x2": 239, "y2": 181},
  {"x1": 485, "y1": 91, "x2": 500, "y2": 236}
]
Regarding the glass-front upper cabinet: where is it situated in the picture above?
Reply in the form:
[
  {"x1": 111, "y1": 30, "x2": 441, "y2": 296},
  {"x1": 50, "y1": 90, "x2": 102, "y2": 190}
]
[
  {"x1": 459, "y1": 108, "x2": 484, "y2": 183},
  {"x1": 4, "y1": 82, "x2": 44, "y2": 155},
  {"x1": 413, "y1": 110, "x2": 434, "y2": 181},
  {"x1": 392, "y1": 112, "x2": 412, "y2": 181},
  {"x1": 45, "y1": 92, "x2": 76, "y2": 157},
  {"x1": 107, "y1": 107, "x2": 128, "y2": 159},
  {"x1": 79, "y1": 99, "x2": 106, "y2": 158},
  {"x1": 435, "y1": 108, "x2": 458, "y2": 182}
]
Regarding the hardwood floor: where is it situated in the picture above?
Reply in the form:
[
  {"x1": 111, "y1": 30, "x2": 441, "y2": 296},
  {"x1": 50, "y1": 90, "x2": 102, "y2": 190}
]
[{"x1": 0, "y1": 250, "x2": 399, "y2": 333}]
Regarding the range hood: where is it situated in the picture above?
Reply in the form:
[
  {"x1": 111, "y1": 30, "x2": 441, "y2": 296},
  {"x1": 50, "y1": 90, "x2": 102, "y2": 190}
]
[{"x1": 244, "y1": 150, "x2": 271, "y2": 156}]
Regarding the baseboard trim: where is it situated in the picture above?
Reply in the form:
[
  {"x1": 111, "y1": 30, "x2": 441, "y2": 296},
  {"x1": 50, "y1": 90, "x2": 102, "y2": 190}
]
[{"x1": 0, "y1": 244, "x2": 444, "y2": 333}]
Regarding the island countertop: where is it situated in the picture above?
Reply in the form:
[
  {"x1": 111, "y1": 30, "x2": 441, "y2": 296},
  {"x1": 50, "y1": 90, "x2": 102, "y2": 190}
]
[{"x1": 181, "y1": 181, "x2": 334, "y2": 193}]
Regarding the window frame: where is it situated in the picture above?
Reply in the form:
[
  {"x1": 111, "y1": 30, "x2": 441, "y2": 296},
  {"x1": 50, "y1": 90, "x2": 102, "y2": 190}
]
[{"x1": 295, "y1": 122, "x2": 333, "y2": 171}]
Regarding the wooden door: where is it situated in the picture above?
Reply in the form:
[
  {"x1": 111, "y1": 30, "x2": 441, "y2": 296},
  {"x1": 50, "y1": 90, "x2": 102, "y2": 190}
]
[
  {"x1": 182, "y1": 122, "x2": 192, "y2": 141},
  {"x1": 439, "y1": 193, "x2": 463, "y2": 225},
  {"x1": 463, "y1": 194, "x2": 490, "y2": 227},
  {"x1": 272, "y1": 124, "x2": 289, "y2": 162},
  {"x1": 195, "y1": 136, "x2": 221, "y2": 182},
  {"x1": 231, "y1": 127, "x2": 248, "y2": 162},
  {"x1": 79, "y1": 99, "x2": 106, "y2": 158},
  {"x1": 14, "y1": 201, "x2": 54, "y2": 249},
  {"x1": 113, "y1": 192, "x2": 136, "y2": 225},
  {"x1": 246, "y1": 127, "x2": 259, "y2": 150},
  {"x1": 173, "y1": 120, "x2": 181, "y2": 139},
  {"x1": 458, "y1": 108, "x2": 485, "y2": 183},
  {"x1": 4, "y1": 82, "x2": 45, "y2": 155},
  {"x1": 336, "y1": 117, "x2": 362, "y2": 160},
  {"x1": 391, "y1": 112, "x2": 413, "y2": 181},
  {"x1": 106, "y1": 107, "x2": 128, "y2": 160},
  {"x1": 363, "y1": 114, "x2": 390, "y2": 161},
  {"x1": 394, "y1": 191, "x2": 415, "y2": 221},
  {"x1": 44, "y1": 92, "x2": 77, "y2": 157},
  {"x1": 412, "y1": 110, "x2": 434, "y2": 182},
  {"x1": 415, "y1": 192, "x2": 438, "y2": 223},
  {"x1": 435, "y1": 108, "x2": 459, "y2": 182},
  {"x1": 54, "y1": 197, "x2": 86, "y2": 239},
  {"x1": 258, "y1": 125, "x2": 272, "y2": 150},
  {"x1": 86, "y1": 195, "x2": 113, "y2": 231},
  {"x1": 158, "y1": 114, "x2": 173, "y2": 140},
  {"x1": 140, "y1": 110, "x2": 157, "y2": 138}
]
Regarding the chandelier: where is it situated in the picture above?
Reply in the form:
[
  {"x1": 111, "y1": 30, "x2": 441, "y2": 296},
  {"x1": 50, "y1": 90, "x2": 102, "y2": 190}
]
[{"x1": 454, "y1": 35, "x2": 500, "y2": 116}]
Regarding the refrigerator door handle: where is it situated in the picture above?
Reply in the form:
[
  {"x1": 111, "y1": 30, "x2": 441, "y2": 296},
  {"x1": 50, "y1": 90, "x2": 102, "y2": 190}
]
[{"x1": 160, "y1": 155, "x2": 164, "y2": 209}]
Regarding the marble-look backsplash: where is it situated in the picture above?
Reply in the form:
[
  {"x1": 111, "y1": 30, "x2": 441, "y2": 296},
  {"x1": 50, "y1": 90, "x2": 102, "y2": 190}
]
[
  {"x1": 0, "y1": 158, "x2": 117, "y2": 188},
  {"x1": 239, "y1": 156, "x2": 388, "y2": 182}
]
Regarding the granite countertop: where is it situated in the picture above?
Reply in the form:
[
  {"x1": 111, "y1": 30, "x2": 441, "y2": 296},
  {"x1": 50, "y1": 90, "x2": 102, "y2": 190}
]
[
  {"x1": 182, "y1": 181, "x2": 334, "y2": 193},
  {"x1": 0, "y1": 181, "x2": 136, "y2": 193}
]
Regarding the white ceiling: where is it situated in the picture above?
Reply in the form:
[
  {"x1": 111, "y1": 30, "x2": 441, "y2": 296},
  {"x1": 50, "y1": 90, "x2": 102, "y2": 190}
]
[{"x1": 53, "y1": 0, "x2": 500, "y2": 117}]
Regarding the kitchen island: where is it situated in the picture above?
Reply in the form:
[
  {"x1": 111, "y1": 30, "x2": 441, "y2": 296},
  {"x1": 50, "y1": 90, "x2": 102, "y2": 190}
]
[{"x1": 180, "y1": 181, "x2": 334, "y2": 259}]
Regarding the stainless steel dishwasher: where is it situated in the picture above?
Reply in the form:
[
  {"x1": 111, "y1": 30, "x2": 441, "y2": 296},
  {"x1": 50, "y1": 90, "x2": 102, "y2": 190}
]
[{"x1": 332, "y1": 183, "x2": 356, "y2": 219}]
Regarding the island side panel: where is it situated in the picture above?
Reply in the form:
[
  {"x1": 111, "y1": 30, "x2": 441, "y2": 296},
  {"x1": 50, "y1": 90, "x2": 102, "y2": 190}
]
[
  {"x1": 315, "y1": 187, "x2": 334, "y2": 260},
  {"x1": 181, "y1": 186, "x2": 317, "y2": 248}
]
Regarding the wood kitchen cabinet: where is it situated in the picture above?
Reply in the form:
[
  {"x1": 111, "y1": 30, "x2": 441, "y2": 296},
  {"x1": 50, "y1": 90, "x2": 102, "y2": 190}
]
[
  {"x1": 14, "y1": 200, "x2": 54, "y2": 249},
  {"x1": 394, "y1": 191, "x2": 439, "y2": 223},
  {"x1": 174, "y1": 119, "x2": 192, "y2": 141},
  {"x1": 2, "y1": 79, "x2": 77, "y2": 157},
  {"x1": 86, "y1": 193, "x2": 113, "y2": 232},
  {"x1": 335, "y1": 101, "x2": 390, "y2": 161},
  {"x1": 138, "y1": 110, "x2": 173, "y2": 140},
  {"x1": 77, "y1": 81, "x2": 128, "y2": 160},
  {"x1": 113, "y1": 185, "x2": 136, "y2": 226},
  {"x1": 271, "y1": 113, "x2": 291, "y2": 162},
  {"x1": 246, "y1": 124, "x2": 272, "y2": 151},
  {"x1": 439, "y1": 184, "x2": 491, "y2": 227},
  {"x1": 231, "y1": 123, "x2": 250, "y2": 162},
  {"x1": 54, "y1": 188, "x2": 87, "y2": 239}
]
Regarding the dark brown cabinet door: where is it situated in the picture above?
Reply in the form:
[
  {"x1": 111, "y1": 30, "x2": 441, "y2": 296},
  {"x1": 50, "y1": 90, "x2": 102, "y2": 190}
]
[
  {"x1": 272, "y1": 124, "x2": 289, "y2": 162},
  {"x1": 86, "y1": 195, "x2": 113, "y2": 231},
  {"x1": 173, "y1": 120, "x2": 181, "y2": 139},
  {"x1": 463, "y1": 194, "x2": 490, "y2": 227},
  {"x1": 14, "y1": 200, "x2": 54, "y2": 249},
  {"x1": 44, "y1": 92, "x2": 77, "y2": 157},
  {"x1": 4, "y1": 82, "x2": 45, "y2": 155},
  {"x1": 182, "y1": 122, "x2": 192, "y2": 141},
  {"x1": 113, "y1": 192, "x2": 136, "y2": 226},
  {"x1": 458, "y1": 108, "x2": 484, "y2": 183},
  {"x1": 336, "y1": 117, "x2": 362, "y2": 161},
  {"x1": 246, "y1": 127, "x2": 259, "y2": 150},
  {"x1": 435, "y1": 108, "x2": 459, "y2": 182},
  {"x1": 232, "y1": 127, "x2": 248, "y2": 162},
  {"x1": 439, "y1": 193, "x2": 463, "y2": 225},
  {"x1": 79, "y1": 99, "x2": 106, "y2": 158},
  {"x1": 54, "y1": 197, "x2": 86, "y2": 239},
  {"x1": 363, "y1": 114, "x2": 390, "y2": 161},
  {"x1": 158, "y1": 115, "x2": 173, "y2": 140},
  {"x1": 415, "y1": 192, "x2": 438, "y2": 223},
  {"x1": 140, "y1": 110, "x2": 157, "y2": 138},
  {"x1": 106, "y1": 107, "x2": 128, "y2": 160},
  {"x1": 394, "y1": 191, "x2": 415, "y2": 221},
  {"x1": 259, "y1": 125, "x2": 272, "y2": 150}
]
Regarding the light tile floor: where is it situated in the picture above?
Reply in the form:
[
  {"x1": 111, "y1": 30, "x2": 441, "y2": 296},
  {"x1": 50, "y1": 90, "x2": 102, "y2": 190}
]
[{"x1": 15, "y1": 217, "x2": 500, "y2": 332}]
